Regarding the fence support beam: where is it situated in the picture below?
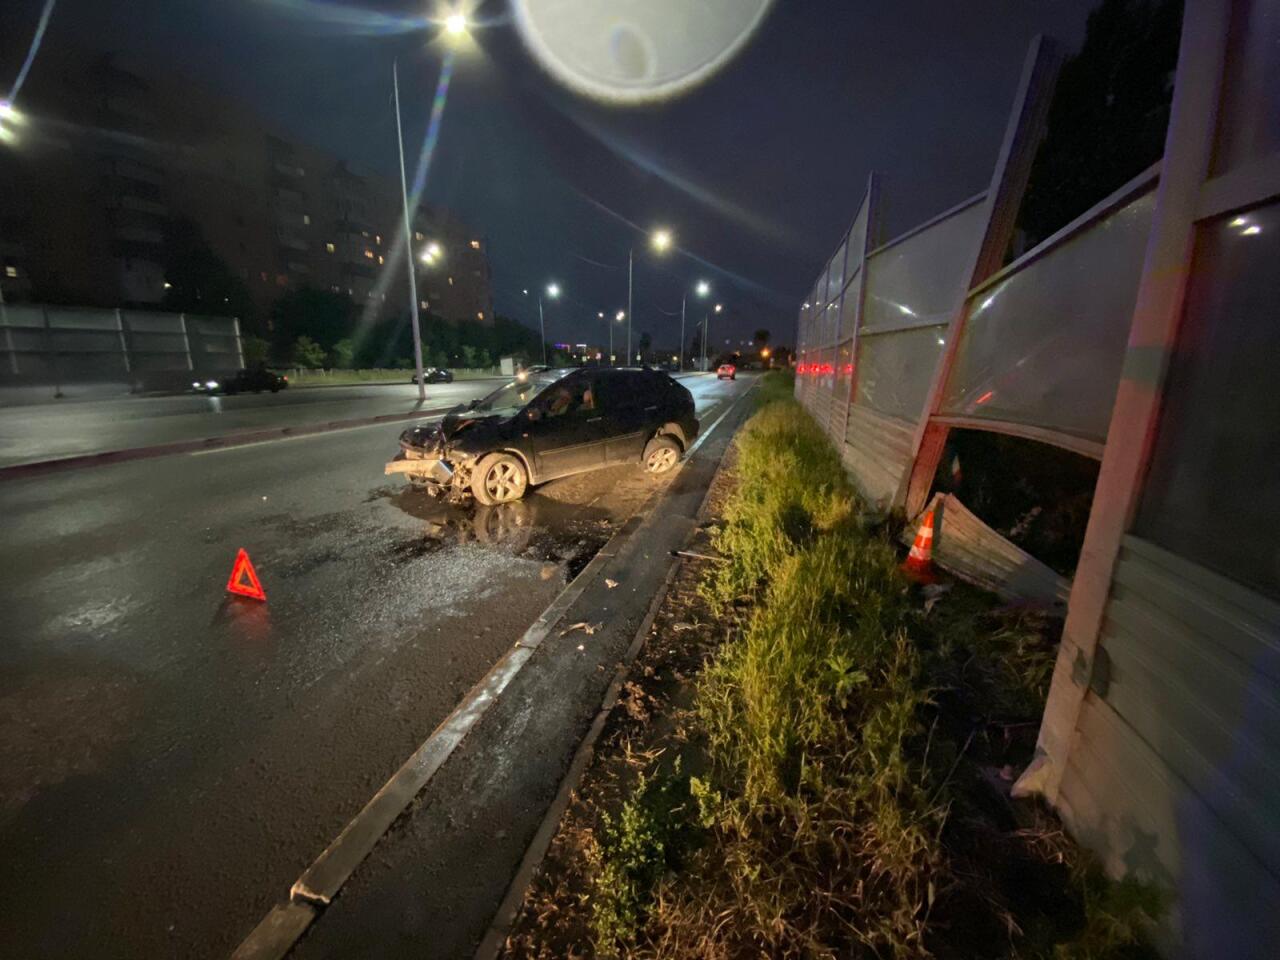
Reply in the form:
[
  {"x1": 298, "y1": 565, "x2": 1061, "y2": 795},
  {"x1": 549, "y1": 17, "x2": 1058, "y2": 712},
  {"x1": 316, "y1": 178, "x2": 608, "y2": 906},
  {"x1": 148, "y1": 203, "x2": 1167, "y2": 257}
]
[
  {"x1": 1020, "y1": 0, "x2": 1232, "y2": 804},
  {"x1": 840, "y1": 172, "x2": 879, "y2": 447},
  {"x1": 115, "y1": 308, "x2": 131, "y2": 374},
  {"x1": 902, "y1": 35, "x2": 1063, "y2": 516},
  {"x1": 179, "y1": 313, "x2": 193, "y2": 371}
]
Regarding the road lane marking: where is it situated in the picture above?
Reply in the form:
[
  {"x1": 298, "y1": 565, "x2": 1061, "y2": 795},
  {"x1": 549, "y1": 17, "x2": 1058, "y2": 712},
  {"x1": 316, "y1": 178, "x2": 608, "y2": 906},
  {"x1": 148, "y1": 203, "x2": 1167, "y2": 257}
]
[{"x1": 188, "y1": 414, "x2": 446, "y2": 455}]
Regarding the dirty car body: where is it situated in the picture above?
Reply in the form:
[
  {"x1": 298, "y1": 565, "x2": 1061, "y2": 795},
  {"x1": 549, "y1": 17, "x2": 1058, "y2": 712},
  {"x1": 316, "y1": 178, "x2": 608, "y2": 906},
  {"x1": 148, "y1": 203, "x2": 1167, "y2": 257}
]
[{"x1": 385, "y1": 368, "x2": 698, "y2": 503}]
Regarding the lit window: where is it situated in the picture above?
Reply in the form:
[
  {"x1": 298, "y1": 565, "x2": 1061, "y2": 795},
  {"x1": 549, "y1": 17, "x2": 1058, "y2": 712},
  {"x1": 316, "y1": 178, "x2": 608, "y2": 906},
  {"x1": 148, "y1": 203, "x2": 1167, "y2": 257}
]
[
  {"x1": 448, "y1": 276, "x2": 454, "y2": 286},
  {"x1": 377, "y1": 254, "x2": 385, "y2": 264},
  {"x1": 469, "y1": 240, "x2": 481, "y2": 250},
  {"x1": 364, "y1": 249, "x2": 374, "y2": 259},
  {"x1": 303, "y1": 214, "x2": 311, "y2": 225},
  {"x1": 331, "y1": 285, "x2": 340, "y2": 293},
  {"x1": 375, "y1": 235, "x2": 381, "y2": 244},
  {"x1": 476, "y1": 311, "x2": 485, "y2": 321},
  {"x1": 4, "y1": 265, "x2": 17, "y2": 278},
  {"x1": 414, "y1": 231, "x2": 424, "y2": 241},
  {"x1": 420, "y1": 300, "x2": 428, "y2": 310},
  {"x1": 325, "y1": 242, "x2": 335, "y2": 253},
  {"x1": 361, "y1": 230, "x2": 369, "y2": 238}
]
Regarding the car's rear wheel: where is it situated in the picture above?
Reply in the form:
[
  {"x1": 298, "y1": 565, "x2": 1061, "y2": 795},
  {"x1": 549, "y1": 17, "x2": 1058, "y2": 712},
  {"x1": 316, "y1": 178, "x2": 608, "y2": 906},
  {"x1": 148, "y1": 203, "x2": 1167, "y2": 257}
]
[
  {"x1": 472, "y1": 452, "x2": 528, "y2": 505},
  {"x1": 643, "y1": 435, "x2": 681, "y2": 474}
]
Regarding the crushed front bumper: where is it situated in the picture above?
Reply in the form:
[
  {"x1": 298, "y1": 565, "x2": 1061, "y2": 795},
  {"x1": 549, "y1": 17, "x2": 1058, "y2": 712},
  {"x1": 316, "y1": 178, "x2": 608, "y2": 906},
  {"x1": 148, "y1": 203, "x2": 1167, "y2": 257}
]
[{"x1": 385, "y1": 451, "x2": 455, "y2": 485}]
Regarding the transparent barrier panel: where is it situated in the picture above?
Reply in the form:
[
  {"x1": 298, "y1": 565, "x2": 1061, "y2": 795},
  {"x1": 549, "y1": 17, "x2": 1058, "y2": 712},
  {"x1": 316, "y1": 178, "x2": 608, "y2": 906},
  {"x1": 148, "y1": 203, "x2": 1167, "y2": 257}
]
[
  {"x1": 827, "y1": 242, "x2": 846, "y2": 305},
  {"x1": 48, "y1": 309, "x2": 118, "y2": 330},
  {"x1": 855, "y1": 325, "x2": 945, "y2": 421},
  {"x1": 940, "y1": 190, "x2": 1155, "y2": 443},
  {"x1": 862, "y1": 199, "x2": 986, "y2": 332},
  {"x1": 0, "y1": 305, "x2": 46, "y2": 328},
  {"x1": 122, "y1": 312, "x2": 187, "y2": 333},
  {"x1": 1135, "y1": 200, "x2": 1280, "y2": 601},
  {"x1": 838, "y1": 268, "x2": 861, "y2": 342}
]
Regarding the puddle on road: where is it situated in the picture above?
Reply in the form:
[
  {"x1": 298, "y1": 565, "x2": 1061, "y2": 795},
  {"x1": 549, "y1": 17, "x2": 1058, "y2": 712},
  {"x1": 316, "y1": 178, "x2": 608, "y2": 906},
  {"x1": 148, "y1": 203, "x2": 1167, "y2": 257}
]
[{"x1": 369, "y1": 485, "x2": 617, "y2": 583}]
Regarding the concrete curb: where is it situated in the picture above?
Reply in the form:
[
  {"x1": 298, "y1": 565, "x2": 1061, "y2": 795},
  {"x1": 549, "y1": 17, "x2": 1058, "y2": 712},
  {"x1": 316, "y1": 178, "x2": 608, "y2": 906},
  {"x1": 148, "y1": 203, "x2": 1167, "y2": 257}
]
[
  {"x1": 229, "y1": 383, "x2": 750, "y2": 960},
  {"x1": 0, "y1": 408, "x2": 450, "y2": 481},
  {"x1": 472, "y1": 382, "x2": 755, "y2": 960}
]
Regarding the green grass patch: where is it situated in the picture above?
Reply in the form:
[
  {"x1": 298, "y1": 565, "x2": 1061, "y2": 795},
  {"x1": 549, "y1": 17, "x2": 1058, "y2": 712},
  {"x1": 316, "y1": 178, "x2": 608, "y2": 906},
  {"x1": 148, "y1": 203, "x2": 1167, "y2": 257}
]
[{"x1": 589, "y1": 372, "x2": 1163, "y2": 958}]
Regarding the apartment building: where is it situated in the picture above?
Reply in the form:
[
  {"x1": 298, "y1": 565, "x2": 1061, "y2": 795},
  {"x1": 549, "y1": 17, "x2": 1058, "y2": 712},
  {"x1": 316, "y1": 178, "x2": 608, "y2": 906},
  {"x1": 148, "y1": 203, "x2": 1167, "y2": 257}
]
[{"x1": 0, "y1": 45, "x2": 492, "y2": 325}]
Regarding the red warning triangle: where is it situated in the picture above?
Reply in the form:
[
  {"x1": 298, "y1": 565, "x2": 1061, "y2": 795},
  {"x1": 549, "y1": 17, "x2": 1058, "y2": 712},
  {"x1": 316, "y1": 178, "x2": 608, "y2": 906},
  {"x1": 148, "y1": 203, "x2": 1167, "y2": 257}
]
[{"x1": 226, "y1": 548, "x2": 267, "y2": 601}]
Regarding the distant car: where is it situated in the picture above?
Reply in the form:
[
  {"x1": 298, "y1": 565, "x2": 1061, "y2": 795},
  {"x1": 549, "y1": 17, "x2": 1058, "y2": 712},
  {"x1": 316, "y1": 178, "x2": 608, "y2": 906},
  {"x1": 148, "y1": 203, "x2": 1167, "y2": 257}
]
[
  {"x1": 193, "y1": 367, "x2": 288, "y2": 395},
  {"x1": 516, "y1": 364, "x2": 551, "y2": 382},
  {"x1": 717, "y1": 363, "x2": 737, "y2": 380},
  {"x1": 386, "y1": 367, "x2": 699, "y2": 504},
  {"x1": 412, "y1": 367, "x2": 454, "y2": 384}
]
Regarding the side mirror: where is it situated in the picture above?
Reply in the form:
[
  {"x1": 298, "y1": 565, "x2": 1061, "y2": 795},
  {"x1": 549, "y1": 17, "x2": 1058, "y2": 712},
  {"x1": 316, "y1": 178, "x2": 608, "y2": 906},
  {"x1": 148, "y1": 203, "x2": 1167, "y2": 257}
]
[{"x1": 468, "y1": 398, "x2": 480, "y2": 410}]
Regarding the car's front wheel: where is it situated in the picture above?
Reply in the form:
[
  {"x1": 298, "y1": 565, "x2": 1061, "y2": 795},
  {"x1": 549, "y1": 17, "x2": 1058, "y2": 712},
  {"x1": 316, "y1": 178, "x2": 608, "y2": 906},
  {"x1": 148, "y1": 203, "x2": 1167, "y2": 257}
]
[
  {"x1": 472, "y1": 452, "x2": 529, "y2": 505},
  {"x1": 643, "y1": 435, "x2": 681, "y2": 474}
]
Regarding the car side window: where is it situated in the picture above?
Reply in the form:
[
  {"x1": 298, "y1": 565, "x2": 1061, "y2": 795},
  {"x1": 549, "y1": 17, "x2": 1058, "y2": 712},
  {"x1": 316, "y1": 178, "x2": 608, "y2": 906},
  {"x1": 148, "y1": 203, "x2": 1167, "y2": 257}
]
[{"x1": 541, "y1": 379, "x2": 595, "y2": 419}]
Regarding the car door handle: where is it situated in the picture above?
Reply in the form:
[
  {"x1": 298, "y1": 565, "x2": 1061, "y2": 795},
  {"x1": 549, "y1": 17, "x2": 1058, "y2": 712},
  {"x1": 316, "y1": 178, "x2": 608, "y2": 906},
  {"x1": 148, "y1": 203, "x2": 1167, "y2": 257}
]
[
  {"x1": 587, "y1": 416, "x2": 603, "y2": 423},
  {"x1": 644, "y1": 405, "x2": 657, "y2": 412}
]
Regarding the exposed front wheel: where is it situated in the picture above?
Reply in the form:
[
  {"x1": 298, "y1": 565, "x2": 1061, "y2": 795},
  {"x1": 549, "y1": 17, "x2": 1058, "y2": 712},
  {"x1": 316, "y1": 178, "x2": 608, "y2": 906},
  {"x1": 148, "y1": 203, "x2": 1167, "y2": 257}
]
[
  {"x1": 472, "y1": 452, "x2": 529, "y2": 505},
  {"x1": 643, "y1": 435, "x2": 681, "y2": 474}
]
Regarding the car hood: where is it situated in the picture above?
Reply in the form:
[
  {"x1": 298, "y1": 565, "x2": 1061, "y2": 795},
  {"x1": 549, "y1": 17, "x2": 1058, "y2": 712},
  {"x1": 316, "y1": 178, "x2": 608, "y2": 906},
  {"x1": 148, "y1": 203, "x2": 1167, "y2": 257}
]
[{"x1": 399, "y1": 405, "x2": 505, "y2": 453}]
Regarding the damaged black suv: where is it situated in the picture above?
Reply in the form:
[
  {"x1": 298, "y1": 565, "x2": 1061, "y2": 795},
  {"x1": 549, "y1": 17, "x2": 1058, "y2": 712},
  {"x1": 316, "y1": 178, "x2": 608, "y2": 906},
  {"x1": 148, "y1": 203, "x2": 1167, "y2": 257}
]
[{"x1": 386, "y1": 368, "x2": 699, "y2": 504}]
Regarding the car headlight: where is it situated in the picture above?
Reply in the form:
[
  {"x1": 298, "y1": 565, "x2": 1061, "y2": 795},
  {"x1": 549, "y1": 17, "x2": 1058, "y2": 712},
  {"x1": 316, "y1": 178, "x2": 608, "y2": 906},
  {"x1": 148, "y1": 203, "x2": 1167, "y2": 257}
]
[
  {"x1": 206, "y1": 380, "x2": 219, "y2": 389},
  {"x1": 192, "y1": 381, "x2": 201, "y2": 388}
]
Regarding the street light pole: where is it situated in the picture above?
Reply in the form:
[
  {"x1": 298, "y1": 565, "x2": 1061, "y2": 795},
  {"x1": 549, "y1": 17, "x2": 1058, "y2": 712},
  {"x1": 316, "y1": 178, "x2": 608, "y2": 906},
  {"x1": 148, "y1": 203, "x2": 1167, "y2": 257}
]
[
  {"x1": 393, "y1": 59, "x2": 426, "y2": 401},
  {"x1": 679, "y1": 295, "x2": 686, "y2": 372},
  {"x1": 626, "y1": 247, "x2": 633, "y2": 366},
  {"x1": 538, "y1": 296, "x2": 547, "y2": 366}
]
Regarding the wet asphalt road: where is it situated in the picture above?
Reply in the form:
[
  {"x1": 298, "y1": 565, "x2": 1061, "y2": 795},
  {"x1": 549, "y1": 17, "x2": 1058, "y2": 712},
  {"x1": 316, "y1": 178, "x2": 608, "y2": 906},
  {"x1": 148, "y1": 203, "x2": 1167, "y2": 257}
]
[
  {"x1": 0, "y1": 372, "x2": 747, "y2": 958},
  {"x1": 0, "y1": 379, "x2": 506, "y2": 468}
]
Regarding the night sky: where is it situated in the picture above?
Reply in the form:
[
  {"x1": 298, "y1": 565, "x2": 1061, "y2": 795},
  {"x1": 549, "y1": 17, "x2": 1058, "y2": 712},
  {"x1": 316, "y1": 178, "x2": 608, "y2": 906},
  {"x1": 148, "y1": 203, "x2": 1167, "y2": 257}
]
[{"x1": 5, "y1": 0, "x2": 1098, "y2": 351}]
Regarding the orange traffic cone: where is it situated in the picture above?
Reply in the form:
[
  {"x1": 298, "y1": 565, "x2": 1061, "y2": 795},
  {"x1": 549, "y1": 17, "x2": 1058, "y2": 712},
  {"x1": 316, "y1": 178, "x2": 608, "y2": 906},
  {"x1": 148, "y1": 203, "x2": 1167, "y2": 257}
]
[{"x1": 901, "y1": 509, "x2": 938, "y2": 583}]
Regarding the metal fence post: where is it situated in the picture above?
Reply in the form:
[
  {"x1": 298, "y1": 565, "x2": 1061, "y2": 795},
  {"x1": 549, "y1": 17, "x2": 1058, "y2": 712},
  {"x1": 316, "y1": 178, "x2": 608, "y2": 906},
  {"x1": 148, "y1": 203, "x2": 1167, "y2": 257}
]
[
  {"x1": 115, "y1": 308, "x2": 131, "y2": 375},
  {"x1": 0, "y1": 295, "x2": 16, "y2": 376},
  {"x1": 179, "y1": 312, "x2": 193, "y2": 371},
  {"x1": 43, "y1": 306, "x2": 63, "y2": 399}
]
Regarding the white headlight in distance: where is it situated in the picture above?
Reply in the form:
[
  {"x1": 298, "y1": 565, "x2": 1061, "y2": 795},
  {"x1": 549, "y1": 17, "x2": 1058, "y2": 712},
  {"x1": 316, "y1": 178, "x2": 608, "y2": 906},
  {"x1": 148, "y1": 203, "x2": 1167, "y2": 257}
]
[
  {"x1": 192, "y1": 382, "x2": 201, "y2": 388},
  {"x1": 206, "y1": 381, "x2": 219, "y2": 389}
]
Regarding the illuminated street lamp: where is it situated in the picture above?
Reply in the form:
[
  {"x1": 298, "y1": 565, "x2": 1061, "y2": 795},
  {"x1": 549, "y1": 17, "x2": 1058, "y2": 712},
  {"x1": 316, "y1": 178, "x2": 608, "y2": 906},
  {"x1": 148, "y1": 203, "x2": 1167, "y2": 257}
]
[
  {"x1": 626, "y1": 227, "x2": 674, "y2": 363},
  {"x1": 609, "y1": 310, "x2": 625, "y2": 366},
  {"x1": 444, "y1": 12, "x2": 468, "y2": 35}
]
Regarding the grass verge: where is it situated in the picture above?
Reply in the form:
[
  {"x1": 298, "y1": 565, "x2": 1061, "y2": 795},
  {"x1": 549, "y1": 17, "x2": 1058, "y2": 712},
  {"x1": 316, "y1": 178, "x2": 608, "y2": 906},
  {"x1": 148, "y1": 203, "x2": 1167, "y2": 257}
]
[{"x1": 504, "y1": 371, "x2": 1165, "y2": 959}]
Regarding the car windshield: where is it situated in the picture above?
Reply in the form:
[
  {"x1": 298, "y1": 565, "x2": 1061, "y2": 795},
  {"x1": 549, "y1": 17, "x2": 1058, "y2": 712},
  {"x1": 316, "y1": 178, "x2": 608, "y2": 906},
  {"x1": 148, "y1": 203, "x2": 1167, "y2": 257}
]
[{"x1": 472, "y1": 375, "x2": 560, "y2": 418}]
